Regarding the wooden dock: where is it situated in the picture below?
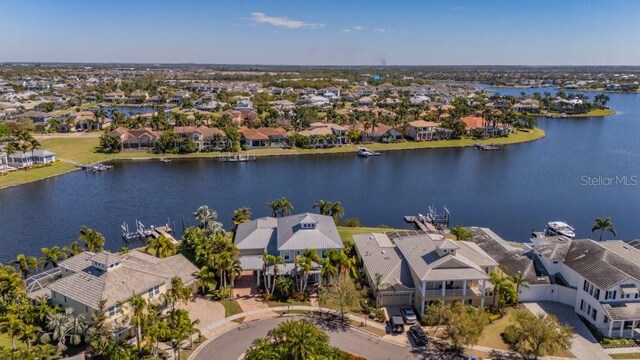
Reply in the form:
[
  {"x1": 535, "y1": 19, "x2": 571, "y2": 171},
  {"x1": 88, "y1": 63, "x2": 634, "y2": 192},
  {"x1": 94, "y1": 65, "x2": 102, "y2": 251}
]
[
  {"x1": 404, "y1": 215, "x2": 437, "y2": 232},
  {"x1": 122, "y1": 221, "x2": 177, "y2": 243}
]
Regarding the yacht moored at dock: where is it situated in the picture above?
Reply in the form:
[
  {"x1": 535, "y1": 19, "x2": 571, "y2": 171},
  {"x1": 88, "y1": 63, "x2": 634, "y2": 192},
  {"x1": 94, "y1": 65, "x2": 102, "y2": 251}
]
[{"x1": 544, "y1": 221, "x2": 576, "y2": 239}]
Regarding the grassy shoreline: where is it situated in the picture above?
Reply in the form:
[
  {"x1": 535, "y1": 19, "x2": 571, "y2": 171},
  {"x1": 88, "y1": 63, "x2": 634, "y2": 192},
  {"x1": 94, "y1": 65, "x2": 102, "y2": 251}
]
[{"x1": 0, "y1": 128, "x2": 545, "y2": 190}]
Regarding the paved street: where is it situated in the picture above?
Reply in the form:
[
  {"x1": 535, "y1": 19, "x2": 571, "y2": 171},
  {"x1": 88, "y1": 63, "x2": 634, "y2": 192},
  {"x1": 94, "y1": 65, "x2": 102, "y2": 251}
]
[{"x1": 192, "y1": 315, "x2": 426, "y2": 360}]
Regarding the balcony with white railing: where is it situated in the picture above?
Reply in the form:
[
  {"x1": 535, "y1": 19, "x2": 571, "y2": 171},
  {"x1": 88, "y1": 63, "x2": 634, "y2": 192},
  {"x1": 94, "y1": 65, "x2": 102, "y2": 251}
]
[{"x1": 423, "y1": 286, "x2": 486, "y2": 297}]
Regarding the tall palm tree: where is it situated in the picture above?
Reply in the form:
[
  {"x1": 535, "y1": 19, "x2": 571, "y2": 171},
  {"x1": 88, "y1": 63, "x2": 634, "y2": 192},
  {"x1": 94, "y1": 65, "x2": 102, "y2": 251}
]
[
  {"x1": 313, "y1": 200, "x2": 332, "y2": 216},
  {"x1": 329, "y1": 201, "x2": 345, "y2": 221},
  {"x1": 270, "y1": 255, "x2": 284, "y2": 294},
  {"x1": 261, "y1": 251, "x2": 273, "y2": 294},
  {"x1": 320, "y1": 258, "x2": 337, "y2": 283},
  {"x1": 336, "y1": 252, "x2": 358, "y2": 278},
  {"x1": 266, "y1": 200, "x2": 280, "y2": 217},
  {"x1": 10, "y1": 253, "x2": 38, "y2": 278},
  {"x1": 78, "y1": 226, "x2": 105, "y2": 253},
  {"x1": 229, "y1": 258, "x2": 243, "y2": 290},
  {"x1": 193, "y1": 266, "x2": 217, "y2": 295},
  {"x1": 44, "y1": 307, "x2": 86, "y2": 352},
  {"x1": 145, "y1": 235, "x2": 177, "y2": 258},
  {"x1": 39, "y1": 246, "x2": 67, "y2": 270},
  {"x1": 192, "y1": 205, "x2": 222, "y2": 234},
  {"x1": 592, "y1": 217, "x2": 617, "y2": 241},
  {"x1": 129, "y1": 294, "x2": 146, "y2": 354},
  {"x1": 511, "y1": 272, "x2": 529, "y2": 303},
  {"x1": 489, "y1": 272, "x2": 512, "y2": 311},
  {"x1": 232, "y1": 207, "x2": 252, "y2": 230},
  {"x1": 63, "y1": 241, "x2": 84, "y2": 256},
  {"x1": 0, "y1": 313, "x2": 25, "y2": 351},
  {"x1": 278, "y1": 197, "x2": 294, "y2": 216}
]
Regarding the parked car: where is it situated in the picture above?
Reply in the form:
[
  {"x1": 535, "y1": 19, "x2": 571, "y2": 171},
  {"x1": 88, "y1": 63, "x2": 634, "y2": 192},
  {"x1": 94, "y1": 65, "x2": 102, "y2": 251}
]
[
  {"x1": 389, "y1": 315, "x2": 405, "y2": 333},
  {"x1": 409, "y1": 325, "x2": 428, "y2": 346},
  {"x1": 402, "y1": 307, "x2": 417, "y2": 324}
]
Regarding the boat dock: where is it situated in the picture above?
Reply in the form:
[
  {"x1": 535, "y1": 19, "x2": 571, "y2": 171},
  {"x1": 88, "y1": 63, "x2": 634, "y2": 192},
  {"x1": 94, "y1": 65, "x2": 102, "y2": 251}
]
[
  {"x1": 404, "y1": 206, "x2": 451, "y2": 232},
  {"x1": 474, "y1": 143, "x2": 505, "y2": 151},
  {"x1": 219, "y1": 154, "x2": 257, "y2": 162},
  {"x1": 122, "y1": 220, "x2": 178, "y2": 244}
]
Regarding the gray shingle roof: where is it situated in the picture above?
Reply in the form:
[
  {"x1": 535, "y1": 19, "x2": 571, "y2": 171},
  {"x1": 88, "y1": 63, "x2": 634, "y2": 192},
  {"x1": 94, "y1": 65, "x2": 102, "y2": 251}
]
[
  {"x1": 469, "y1": 227, "x2": 547, "y2": 284},
  {"x1": 48, "y1": 250, "x2": 197, "y2": 309},
  {"x1": 602, "y1": 302, "x2": 640, "y2": 321},
  {"x1": 353, "y1": 233, "x2": 414, "y2": 290},
  {"x1": 563, "y1": 239, "x2": 640, "y2": 290},
  {"x1": 531, "y1": 235, "x2": 572, "y2": 261}
]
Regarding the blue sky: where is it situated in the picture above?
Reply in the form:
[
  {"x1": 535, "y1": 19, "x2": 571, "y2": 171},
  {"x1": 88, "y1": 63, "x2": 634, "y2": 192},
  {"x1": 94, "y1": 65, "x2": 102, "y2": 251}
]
[{"x1": 1, "y1": 0, "x2": 639, "y2": 65}]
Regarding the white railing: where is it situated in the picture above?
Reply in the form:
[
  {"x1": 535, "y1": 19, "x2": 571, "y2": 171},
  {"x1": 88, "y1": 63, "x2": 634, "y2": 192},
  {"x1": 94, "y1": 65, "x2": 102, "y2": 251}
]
[{"x1": 423, "y1": 287, "x2": 484, "y2": 297}]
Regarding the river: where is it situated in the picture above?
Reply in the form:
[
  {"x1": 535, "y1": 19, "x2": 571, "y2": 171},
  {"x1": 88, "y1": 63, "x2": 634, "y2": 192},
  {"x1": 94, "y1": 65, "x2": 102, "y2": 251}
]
[{"x1": 1, "y1": 87, "x2": 639, "y2": 263}]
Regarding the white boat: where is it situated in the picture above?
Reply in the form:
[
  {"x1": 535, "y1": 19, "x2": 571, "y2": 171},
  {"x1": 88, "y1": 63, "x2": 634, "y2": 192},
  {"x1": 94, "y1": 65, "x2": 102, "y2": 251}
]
[
  {"x1": 159, "y1": 158, "x2": 171, "y2": 163},
  {"x1": 357, "y1": 147, "x2": 381, "y2": 157},
  {"x1": 545, "y1": 221, "x2": 576, "y2": 239}
]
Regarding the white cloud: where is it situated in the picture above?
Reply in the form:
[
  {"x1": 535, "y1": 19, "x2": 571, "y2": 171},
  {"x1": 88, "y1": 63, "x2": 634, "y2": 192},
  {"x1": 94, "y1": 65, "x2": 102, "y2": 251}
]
[
  {"x1": 373, "y1": 28, "x2": 388, "y2": 34},
  {"x1": 341, "y1": 25, "x2": 364, "y2": 33},
  {"x1": 250, "y1": 12, "x2": 324, "y2": 29}
]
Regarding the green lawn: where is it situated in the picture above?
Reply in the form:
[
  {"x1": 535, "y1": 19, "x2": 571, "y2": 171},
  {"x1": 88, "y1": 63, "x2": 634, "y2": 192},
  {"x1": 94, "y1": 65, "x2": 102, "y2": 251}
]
[
  {"x1": 0, "y1": 161, "x2": 77, "y2": 189},
  {"x1": 337, "y1": 226, "x2": 403, "y2": 242},
  {"x1": 611, "y1": 353, "x2": 640, "y2": 359},
  {"x1": 267, "y1": 299, "x2": 311, "y2": 308},
  {"x1": 221, "y1": 299, "x2": 243, "y2": 317}
]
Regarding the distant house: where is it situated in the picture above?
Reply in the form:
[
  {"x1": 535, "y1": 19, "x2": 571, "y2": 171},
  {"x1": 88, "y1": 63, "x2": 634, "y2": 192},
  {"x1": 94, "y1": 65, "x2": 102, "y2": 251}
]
[
  {"x1": 239, "y1": 127, "x2": 288, "y2": 148},
  {"x1": 6, "y1": 149, "x2": 55, "y2": 168},
  {"x1": 512, "y1": 99, "x2": 540, "y2": 113},
  {"x1": 108, "y1": 127, "x2": 162, "y2": 150},
  {"x1": 170, "y1": 91, "x2": 190, "y2": 104},
  {"x1": 461, "y1": 115, "x2": 486, "y2": 133},
  {"x1": 357, "y1": 96, "x2": 374, "y2": 107},
  {"x1": 71, "y1": 111, "x2": 112, "y2": 132},
  {"x1": 352, "y1": 123, "x2": 402, "y2": 143},
  {"x1": 104, "y1": 91, "x2": 125, "y2": 102},
  {"x1": 405, "y1": 120, "x2": 440, "y2": 141},
  {"x1": 298, "y1": 122, "x2": 348, "y2": 147},
  {"x1": 19, "y1": 110, "x2": 52, "y2": 124},
  {"x1": 129, "y1": 91, "x2": 149, "y2": 104},
  {"x1": 234, "y1": 100, "x2": 254, "y2": 111},
  {"x1": 174, "y1": 126, "x2": 227, "y2": 151},
  {"x1": 27, "y1": 250, "x2": 197, "y2": 339},
  {"x1": 235, "y1": 213, "x2": 343, "y2": 288}
]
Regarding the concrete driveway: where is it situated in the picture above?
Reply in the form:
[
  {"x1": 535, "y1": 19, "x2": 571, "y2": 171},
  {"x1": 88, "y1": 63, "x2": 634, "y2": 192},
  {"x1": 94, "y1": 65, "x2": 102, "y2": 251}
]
[
  {"x1": 523, "y1": 301, "x2": 609, "y2": 360},
  {"x1": 183, "y1": 296, "x2": 226, "y2": 339}
]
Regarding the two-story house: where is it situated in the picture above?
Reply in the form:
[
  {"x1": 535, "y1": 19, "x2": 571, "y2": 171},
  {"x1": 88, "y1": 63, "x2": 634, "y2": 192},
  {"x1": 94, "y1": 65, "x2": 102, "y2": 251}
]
[
  {"x1": 234, "y1": 213, "x2": 343, "y2": 289},
  {"x1": 405, "y1": 120, "x2": 441, "y2": 141},
  {"x1": 174, "y1": 126, "x2": 227, "y2": 151},
  {"x1": 530, "y1": 237, "x2": 640, "y2": 338},
  {"x1": 354, "y1": 231, "x2": 498, "y2": 316},
  {"x1": 27, "y1": 250, "x2": 197, "y2": 339}
]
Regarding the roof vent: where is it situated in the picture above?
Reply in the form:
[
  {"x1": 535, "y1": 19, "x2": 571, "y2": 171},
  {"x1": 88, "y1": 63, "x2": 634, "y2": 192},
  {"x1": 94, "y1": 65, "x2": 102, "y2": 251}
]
[{"x1": 381, "y1": 250, "x2": 386, "y2": 254}]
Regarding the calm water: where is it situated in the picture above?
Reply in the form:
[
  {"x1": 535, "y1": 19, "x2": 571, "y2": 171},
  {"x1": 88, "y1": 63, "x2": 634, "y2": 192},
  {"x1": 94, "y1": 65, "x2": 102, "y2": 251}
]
[{"x1": 1, "y1": 87, "x2": 640, "y2": 263}]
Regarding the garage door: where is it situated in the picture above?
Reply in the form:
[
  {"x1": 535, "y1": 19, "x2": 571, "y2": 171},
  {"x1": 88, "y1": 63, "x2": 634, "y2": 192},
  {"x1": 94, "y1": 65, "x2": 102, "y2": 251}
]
[{"x1": 380, "y1": 293, "x2": 412, "y2": 306}]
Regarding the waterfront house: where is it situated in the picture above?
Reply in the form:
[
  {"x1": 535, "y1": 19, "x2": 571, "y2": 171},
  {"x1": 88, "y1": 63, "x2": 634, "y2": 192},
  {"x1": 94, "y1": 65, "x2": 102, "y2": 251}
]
[
  {"x1": 239, "y1": 127, "x2": 288, "y2": 148},
  {"x1": 174, "y1": 126, "x2": 227, "y2": 151},
  {"x1": 234, "y1": 213, "x2": 343, "y2": 289},
  {"x1": 170, "y1": 91, "x2": 190, "y2": 104},
  {"x1": 528, "y1": 237, "x2": 640, "y2": 338},
  {"x1": 129, "y1": 90, "x2": 149, "y2": 103},
  {"x1": 104, "y1": 91, "x2": 125, "y2": 102},
  {"x1": 353, "y1": 231, "x2": 498, "y2": 315},
  {"x1": 352, "y1": 123, "x2": 402, "y2": 143},
  {"x1": 108, "y1": 127, "x2": 161, "y2": 150},
  {"x1": 461, "y1": 115, "x2": 487, "y2": 136},
  {"x1": 234, "y1": 100, "x2": 254, "y2": 111},
  {"x1": 27, "y1": 250, "x2": 197, "y2": 339},
  {"x1": 512, "y1": 99, "x2": 540, "y2": 113},
  {"x1": 405, "y1": 120, "x2": 440, "y2": 141}
]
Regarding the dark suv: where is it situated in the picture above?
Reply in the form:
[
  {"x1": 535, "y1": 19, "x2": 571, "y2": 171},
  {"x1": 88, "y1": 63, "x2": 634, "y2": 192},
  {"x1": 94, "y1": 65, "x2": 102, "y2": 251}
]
[
  {"x1": 389, "y1": 315, "x2": 405, "y2": 333},
  {"x1": 409, "y1": 325, "x2": 428, "y2": 346}
]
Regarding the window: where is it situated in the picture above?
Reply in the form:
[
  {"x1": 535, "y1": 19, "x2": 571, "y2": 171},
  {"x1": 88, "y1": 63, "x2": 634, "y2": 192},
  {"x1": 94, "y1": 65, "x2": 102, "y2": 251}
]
[
  {"x1": 583, "y1": 280, "x2": 590, "y2": 292},
  {"x1": 587, "y1": 304, "x2": 591, "y2": 314},
  {"x1": 108, "y1": 305, "x2": 120, "y2": 317},
  {"x1": 580, "y1": 299, "x2": 584, "y2": 311},
  {"x1": 605, "y1": 290, "x2": 617, "y2": 300},
  {"x1": 283, "y1": 251, "x2": 290, "y2": 261},
  {"x1": 52, "y1": 292, "x2": 56, "y2": 299},
  {"x1": 147, "y1": 285, "x2": 160, "y2": 298},
  {"x1": 591, "y1": 309, "x2": 597, "y2": 321},
  {"x1": 63, "y1": 296, "x2": 67, "y2": 304},
  {"x1": 553, "y1": 260, "x2": 559, "y2": 264},
  {"x1": 604, "y1": 315, "x2": 609, "y2": 324},
  {"x1": 593, "y1": 288, "x2": 600, "y2": 300},
  {"x1": 589, "y1": 284, "x2": 594, "y2": 296}
]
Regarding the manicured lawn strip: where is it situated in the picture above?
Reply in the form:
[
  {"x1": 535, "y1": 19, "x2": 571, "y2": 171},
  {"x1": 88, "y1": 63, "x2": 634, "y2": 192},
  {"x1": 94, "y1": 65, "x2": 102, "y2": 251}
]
[
  {"x1": 221, "y1": 299, "x2": 243, "y2": 317},
  {"x1": 337, "y1": 226, "x2": 402, "y2": 243},
  {"x1": 611, "y1": 353, "x2": 640, "y2": 359},
  {"x1": 267, "y1": 300, "x2": 311, "y2": 308},
  {"x1": 571, "y1": 109, "x2": 616, "y2": 117},
  {"x1": 0, "y1": 162, "x2": 77, "y2": 189},
  {"x1": 178, "y1": 335, "x2": 207, "y2": 360}
]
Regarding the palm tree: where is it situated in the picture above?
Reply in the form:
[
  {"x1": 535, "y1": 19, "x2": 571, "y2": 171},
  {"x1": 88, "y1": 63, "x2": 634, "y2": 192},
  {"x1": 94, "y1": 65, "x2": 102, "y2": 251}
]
[
  {"x1": 262, "y1": 251, "x2": 273, "y2": 294},
  {"x1": 194, "y1": 266, "x2": 217, "y2": 295},
  {"x1": 270, "y1": 255, "x2": 285, "y2": 294},
  {"x1": 129, "y1": 294, "x2": 146, "y2": 354},
  {"x1": 592, "y1": 217, "x2": 617, "y2": 241},
  {"x1": 313, "y1": 200, "x2": 332, "y2": 216},
  {"x1": 489, "y1": 272, "x2": 513, "y2": 311},
  {"x1": 232, "y1": 207, "x2": 252, "y2": 230},
  {"x1": 39, "y1": 246, "x2": 67, "y2": 270},
  {"x1": 266, "y1": 200, "x2": 280, "y2": 217},
  {"x1": 373, "y1": 273, "x2": 383, "y2": 308},
  {"x1": 63, "y1": 241, "x2": 84, "y2": 256},
  {"x1": 511, "y1": 272, "x2": 529, "y2": 303},
  {"x1": 278, "y1": 197, "x2": 294, "y2": 216},
  {"x1": 78, "y1": 226, "x2": 105, "y2": 252},
  {"x1": 320, "y1": 258, "x2": 337, "y2": 283},
  {"x1": 336, "y1": 252, "x2": 358, "y2": 278},
  {"x1": 229, "y1": 258, "x2": 243, "y2": 290},
  {"x1": 329, "y1": 201, "x2": 345, "y2": 221},
  {"x1": 0, "y1": 313, "x2": 25, "y2": 351},
  {"x1": 145, "y1": 235, "x2": 177, "y2": 258},
  {"x1": 193, "y1": 205, "x2": 223, "y2": 234},
  {"x1": 44, "y1": 307, "x2": 86, "y2": 352},
  {"x1": 10, "y1": 253, "x2": 38, "y2": 278}
]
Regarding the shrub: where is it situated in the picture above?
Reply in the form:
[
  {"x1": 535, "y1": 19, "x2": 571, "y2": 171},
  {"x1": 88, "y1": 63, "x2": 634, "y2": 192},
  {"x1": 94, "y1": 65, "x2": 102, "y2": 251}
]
[
  {"x1": 376, "y1": 308, "x2": 386, "y2": 322},
  {"x1": 343, "y1": 217, "x2": 361, "y2": 227}
]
